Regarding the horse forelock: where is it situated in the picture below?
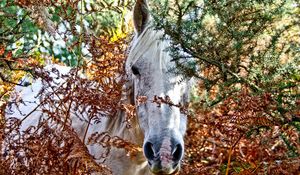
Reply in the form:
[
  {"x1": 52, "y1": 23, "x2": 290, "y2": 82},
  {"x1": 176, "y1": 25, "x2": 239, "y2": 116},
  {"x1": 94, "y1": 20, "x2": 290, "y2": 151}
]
[{"x1": 126, "y1": 26, "x2": 171, "y2": 74}]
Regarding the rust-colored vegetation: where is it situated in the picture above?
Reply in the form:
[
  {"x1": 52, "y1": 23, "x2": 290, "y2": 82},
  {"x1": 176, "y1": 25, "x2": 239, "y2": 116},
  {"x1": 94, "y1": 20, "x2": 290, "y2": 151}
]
[{"x1": 182, "y1": 89, "x2": 299, "y2": 175}]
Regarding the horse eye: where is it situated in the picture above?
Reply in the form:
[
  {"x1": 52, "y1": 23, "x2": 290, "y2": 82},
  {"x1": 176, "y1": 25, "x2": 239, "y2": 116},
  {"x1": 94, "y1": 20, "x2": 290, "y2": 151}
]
[{"x1": 131, "y1": 65, "x2": 140, "y2": 75}]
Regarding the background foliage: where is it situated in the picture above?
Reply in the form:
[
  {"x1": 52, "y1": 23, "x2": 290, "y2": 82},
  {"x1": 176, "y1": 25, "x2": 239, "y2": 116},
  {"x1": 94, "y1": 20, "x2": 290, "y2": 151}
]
[
  {"x1": 1, "y1": 0, "x2": 134, "y2": 174},
  {"x1": 1, "y1": 0, "x2": 299, "y2": 174},
  {"x1": 150, "y1": 0, "x2": 299, "y2": 174}
]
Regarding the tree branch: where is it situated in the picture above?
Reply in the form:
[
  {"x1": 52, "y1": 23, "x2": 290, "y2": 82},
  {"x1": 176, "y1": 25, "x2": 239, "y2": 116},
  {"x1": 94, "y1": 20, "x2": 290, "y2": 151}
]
[{"x1": 0, "y1": 72, "x2": 29, "y2": 87}]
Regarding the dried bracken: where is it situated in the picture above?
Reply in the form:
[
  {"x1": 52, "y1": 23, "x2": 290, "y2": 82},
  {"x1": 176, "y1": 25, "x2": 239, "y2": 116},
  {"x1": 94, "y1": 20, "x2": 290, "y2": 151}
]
[
  {"x1": 88, "y1": 132, "x2": 142, "y2": 159},
  {"x1": 1, "y1": 117, "x2": 111, "y2": 175},
  {"x1": 181, "y1": 89, "x2": 300, "y2": 175},
  {"x1": 1, "y1": 35, "x2": 130, "y2": 174}
]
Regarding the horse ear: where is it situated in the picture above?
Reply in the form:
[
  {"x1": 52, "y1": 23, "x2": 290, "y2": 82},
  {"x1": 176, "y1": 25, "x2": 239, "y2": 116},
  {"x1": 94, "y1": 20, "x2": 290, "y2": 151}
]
[{"x1": 133, "y1": 0, "x2": 150, "y2": 35}]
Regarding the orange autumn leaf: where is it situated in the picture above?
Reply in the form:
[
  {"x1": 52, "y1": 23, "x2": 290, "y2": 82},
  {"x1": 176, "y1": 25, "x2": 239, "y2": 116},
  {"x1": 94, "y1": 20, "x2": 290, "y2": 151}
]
[
  {"x1": 5, "y1": 51, "x2": 12, "y2": 60},
  {"x1": 0, "y1": 46, "x2": 5, "y2": 56}
]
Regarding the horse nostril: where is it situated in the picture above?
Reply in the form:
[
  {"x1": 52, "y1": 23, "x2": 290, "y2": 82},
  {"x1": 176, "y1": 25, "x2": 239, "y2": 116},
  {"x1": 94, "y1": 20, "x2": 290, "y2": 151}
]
[
  {"x1": 172, "y1": 144, "x2": 183, "y2": 162},
  {"x1": 144, "y1": 141, "x2": 156, "y2": 160}
]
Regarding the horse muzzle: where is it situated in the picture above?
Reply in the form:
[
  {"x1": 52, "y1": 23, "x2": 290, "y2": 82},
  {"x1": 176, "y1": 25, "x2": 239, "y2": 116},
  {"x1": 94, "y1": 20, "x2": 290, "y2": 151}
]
[
  {"x1": 143, "y1": 137, "x2": 183, "y2": 175},
  {"x1": 148, "y1": 160, "x2": 180, "y2": 175}
]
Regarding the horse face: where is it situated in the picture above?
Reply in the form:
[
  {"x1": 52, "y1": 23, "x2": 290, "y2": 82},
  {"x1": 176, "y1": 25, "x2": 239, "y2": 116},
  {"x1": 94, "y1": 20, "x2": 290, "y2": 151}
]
[
  {"x1": 131, "y1": 55, "x2": 189, "y2": 174},
  {"x1": 126, "y1": 1, "x2": 190, "y2": 174}
]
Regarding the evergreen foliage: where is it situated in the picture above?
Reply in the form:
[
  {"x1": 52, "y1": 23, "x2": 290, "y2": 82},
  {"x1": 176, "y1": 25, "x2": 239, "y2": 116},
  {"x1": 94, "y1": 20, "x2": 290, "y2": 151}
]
[
  {"x1": 151, "y1": 0, "x2": 299, "y2": 173},
  {"x1": 151, "y1": 0, "x2": 299, "y2": 121}
]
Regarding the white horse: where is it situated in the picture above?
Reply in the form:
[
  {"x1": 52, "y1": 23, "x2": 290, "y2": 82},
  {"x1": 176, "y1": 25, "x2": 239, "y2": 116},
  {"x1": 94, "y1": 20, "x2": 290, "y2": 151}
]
[{"x1": 5, "y1": 0, "x2": 192, "y2": 174}]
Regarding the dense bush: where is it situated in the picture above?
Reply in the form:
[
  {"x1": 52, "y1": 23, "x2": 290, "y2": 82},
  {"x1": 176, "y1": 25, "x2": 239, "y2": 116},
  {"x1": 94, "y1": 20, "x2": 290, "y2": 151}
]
[{"x1": 150, "y1": 0, "x2": 299, "y2": 174}]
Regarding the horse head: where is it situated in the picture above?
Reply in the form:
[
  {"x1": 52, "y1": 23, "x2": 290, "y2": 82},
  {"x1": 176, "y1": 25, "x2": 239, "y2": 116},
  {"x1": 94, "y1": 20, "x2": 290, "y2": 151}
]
[{"x1": 126, "y1": 0, "x2": 192, "y2": 174}]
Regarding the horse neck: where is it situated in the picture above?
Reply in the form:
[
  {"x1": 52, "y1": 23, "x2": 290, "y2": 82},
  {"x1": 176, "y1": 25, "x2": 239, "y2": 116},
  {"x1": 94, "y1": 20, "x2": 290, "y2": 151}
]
[{"x1": 104, "y1": 80, "x2": 144, "y2": 146}]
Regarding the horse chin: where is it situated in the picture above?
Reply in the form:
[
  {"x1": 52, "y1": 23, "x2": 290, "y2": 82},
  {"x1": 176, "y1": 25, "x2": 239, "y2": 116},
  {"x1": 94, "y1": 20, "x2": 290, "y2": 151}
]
[{"x1": 149, "y1": 163, "x2": 180, "y2": 175}]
